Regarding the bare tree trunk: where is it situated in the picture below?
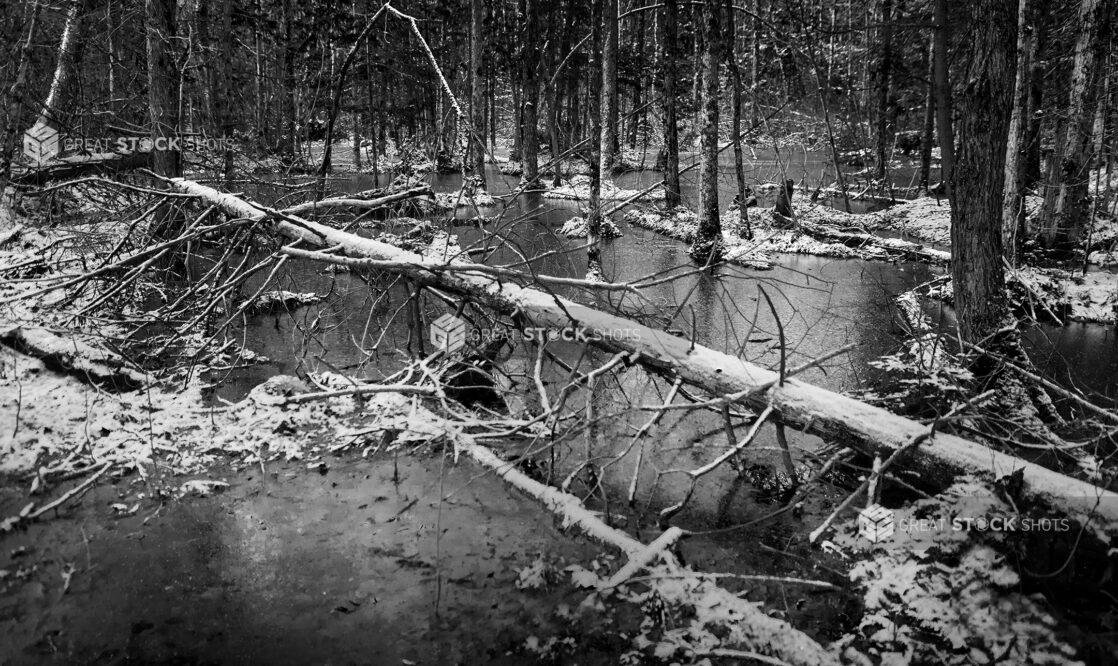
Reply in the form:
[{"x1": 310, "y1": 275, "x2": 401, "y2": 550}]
[
  {"x1": 147, "y1": 0, "x2": 181, "y2": 178},
  {"x1": 107, "y1": 0, "x2": 118, "y2": 100},
  {"x1": 549, "y1": 0, "x2": 573, "y2": 188},
  {"x1": 599, "y1": 0, "x2": 619, "y2": 180},
  {"x1": 806, "y1": 39, "x2": 851, "y2": 212},
  {"x1": 41, "y1": 0, "x2": 83, "y2": 127},
  {"x1": 470, "y1": 0, "x2": 486, "y2": 184},
  {"x1": 691, "y1": 7, "x2": 704, "y2": 133},
  {"x1": 510, "y1": 84, "x2": 522, "y2": 162},
  {"x1": 919, "y1": 38, "x2": 935, "y2": 191},
  {"x1": 626, "y1": 8, "x2": 646, "y2": 148},
  {"x1": 661, "y1": 0, "x2": 682, "y2": 208},
  {"x1": 1001, "y1": 0, "x2": 1037, "y2": 260},
  {"x1": 217, "y1": 0, "x2": 235, "y2": 184},
  {"x1": 690, "y1": 0, "x2": 723, "y2": 264},
  {"x1": 1038, "y1": 0, "x2": 1110, "y2": 246},
  {"x1": 353, "y1": 119, "x2": 362, "y2": 170},
  {"x1": 950, "y1": 0, "x2": 1015, "y2": 343},
  {"x1": 281, "y1": 0, "x2": 297, "y2": 157},
  {"x1": 252, "y1": 0, "x2": 264, "y2": 147},
  {"x1": 0, "y1": 3, "x2": 41, "y2": 187},
  {"x1": 1023, "y1": 57, "x2": 1044, "y2": 191},
  {"x1": 750, "y1": 0, "x2": 760, "y2": 128},
  {"x1": 196, "y1": 0, "x2": 214, "y2": 128},
  {"x1": 587, "y1": 0, "x2": 604, "y2": 281},
  {"x1": 871, "y1": 0, "x2": 894, "y2": 183},
  {"x1": 725, "y1": 0, "x2": 751, "y2": 239},
  {"x1": 521, "y1": 0, "x2": 540, "y2": 185},
  {"x1": 933, "y1": 0, "x2": 954, "y2": 195}
]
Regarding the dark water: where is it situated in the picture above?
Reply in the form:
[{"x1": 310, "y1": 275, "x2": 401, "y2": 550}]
[
  {"x1": 0, "y1": 456, "x2": 631, "y2": 664},
  {"x1": 217, "y1": 165, "x2": 1117, "y2": 522}
]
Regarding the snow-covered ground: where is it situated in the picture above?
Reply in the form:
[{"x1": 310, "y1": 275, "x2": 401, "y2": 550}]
[
  {"x1": 544, "y1": 174, "x2": 665, "y2": 203},
  {"x1": 871, "y1": 195, "x2": 955, "y2": 245},
  {"x1": 871, "y1": 194, "x2": 1118, "y2": 269},
  {"x1": 1013, "y1": 267, "x2": 1118, "y2": 325},
  {"x1": 559, "y1": 215, "x2": 622, "y2": 239},
  {"x1": 621, "y1": 202, "x2": 899, "y2": 271}
]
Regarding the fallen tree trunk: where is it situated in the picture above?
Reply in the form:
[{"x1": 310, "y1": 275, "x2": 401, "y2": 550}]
[
  {"x1": 281, "y1": 184, "x2": 432, "y2": 216},
  {"x1": 163, "y1": 175, "x2": 1118, "y2": 538},
  {"x1": 0, "y1": 325, "x2": 150, "y2": 390},
  {"x1": 12, "y1": 151, "x2": 152, "y2": 186},
  {"x1": 365, "y1": 388, "x2": 841, "y2": 664},
  {"x1": 797, "y1": 218, "x2": 951, "y2": 263},
  {"x1": 463, "y1": 437, "x2": 839, "y2": 665}
]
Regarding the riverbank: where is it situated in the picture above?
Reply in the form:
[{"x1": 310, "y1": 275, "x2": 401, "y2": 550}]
[{"x1": 620, "y1": 195, "x2": 1118, "y2": 325}]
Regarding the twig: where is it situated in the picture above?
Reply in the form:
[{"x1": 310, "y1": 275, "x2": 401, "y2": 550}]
[
  {"x1": 626, "y1": 378, "x2": 682, "y2": 504},
  {"x1": 282, "y1": 383, "x2": 436, "y2": 404},
  {"x1": 601, "y1": 527, "x2": 685, "y2": 589},
  {"x1": 808, "y1": 390, "x2": 996, "y2": 543},
  {"x1": 28, "y1": 462, "x2": 112, "y2": 520}
]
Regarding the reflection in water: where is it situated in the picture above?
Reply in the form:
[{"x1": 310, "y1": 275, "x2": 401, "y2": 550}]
[{"x1": 216, "y1": 165, "x2": 1115, "y2": 520}]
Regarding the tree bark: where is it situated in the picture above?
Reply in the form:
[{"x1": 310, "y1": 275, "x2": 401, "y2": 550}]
[
  {"x1": 599, "y1": 0, "x2": 619, "y2": 180},
  {"x1": 932, "y1": 0, "x2": 954, "y2": 195},
  {"x1": 919, "y1": 38, "x2": 936, "y2": 191},
  {"x1": 1001, "y1": 0, "x2": 1037, "y2": 260},
  {"x1": 587, "y1": 0, "x2": 604, "y2": 281},
  {"x1": 217, "y1": 0, "x2": 235, "y2": 184},
  {"x1": 281, "y1": 0, "x2": 297, "y2": 157},
  {"x1": 146, "y1": 0, "x2": 181, "y2": 178},
  {"x1": 1023, "y1": 55, "x2": 1044, "y2": 190},
  {"x1": 0, "y1": 2, "x2": 41, "y2": 187},
  {"x1": 41, "y1": 0, "x2": 83, "y2": 127},
  {"x1": 661, "y1": 0, "x2": 682, "y2": 208},
  {"x1": 949, "y1": 0, "x2": 1015, "y2": 343},
  {"x1": 690, "y1": 0, "x2": 723, "y2": 264},
  {"x1": 725, "y1": 0, "x2": 751, "y2": 239},
  {"x1": 871, "y1": 0, "x2": 894, "y2": 183},
  {"x1": 521, "y1": 0, "x2": 540, "y2": 185},
  {"x1": 626, "y1": 7, "x2": 646, "y2": 148},
  {"x1": 1038, "y1": 0, "x2": 1110, "y2": 246},
  {"x1": 469, "y1": 0, "x2": 486, "y2": 184}
]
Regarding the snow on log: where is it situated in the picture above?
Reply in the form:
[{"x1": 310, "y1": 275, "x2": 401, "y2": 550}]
[
  {"x1": 162, "y1": 176, "x2": 1118, "y2": 538},
  {"x1": 0, "y1": 325, "x2": 150, "y2": 390},
  {"x1": 243, "y1": 290, "x2": 323, "y2": 314},
  {"x1": 11, "y1": 151, "x2": 152, "y2": 186},
  {"x1": 452, "y1": 418, "x2": 840, "y2": 664},
  {"x1": 281, "y1": 184, "x2": 432, "y2": 216}
]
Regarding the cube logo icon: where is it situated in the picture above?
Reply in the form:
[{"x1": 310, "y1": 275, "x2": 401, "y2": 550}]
[
  {"x1": 430, "y1": 313, "x2": 467, "y2": 353},
  {"x1": 858, "y1": 504, "x2": 895, "y2": 543},
  {"x1": 22, "y1": 121, "x2": 60, "y2": 165}
]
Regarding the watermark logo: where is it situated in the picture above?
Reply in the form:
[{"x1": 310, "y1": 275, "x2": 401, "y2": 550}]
[
  {"x1": 430, "y1": 313, "x2": 467, "y2": 353},
  {"x1": 22, "y1": 126, "x2": 236, "y2": 164},
  {"x1": 61, "y1": 135, "x2": 236, "y2": 154},
  {"x1": 22, "y1": 122, "x2": 60, "y2": 165},
  {"x1": 858, "y1": 504, "x2": 895, "y2": 543},
  {"x1": 429, "y1": 315, "x2": 642, "y2": 354},
  {"x1": 898, "y1": 514, "x2": 1072, "y2": 534}
]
